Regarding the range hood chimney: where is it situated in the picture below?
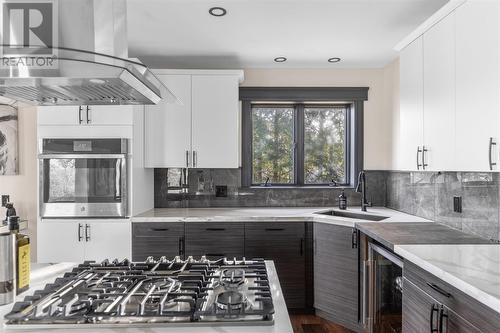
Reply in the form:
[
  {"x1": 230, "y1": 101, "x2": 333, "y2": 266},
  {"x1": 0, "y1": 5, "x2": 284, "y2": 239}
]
[{"x1": 0, "y1": 0, "x2": 175, "y2": 106}]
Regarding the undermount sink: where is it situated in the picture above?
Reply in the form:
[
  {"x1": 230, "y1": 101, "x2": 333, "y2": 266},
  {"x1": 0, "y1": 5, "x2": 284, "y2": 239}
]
[{"x1": 315, "y1": 210, "x2": 389, "y2": 221}]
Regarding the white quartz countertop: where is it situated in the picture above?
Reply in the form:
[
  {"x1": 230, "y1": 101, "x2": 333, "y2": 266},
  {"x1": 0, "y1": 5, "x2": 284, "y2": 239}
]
[
  {"x1": 394, "y1": 244, "x2": 500, "y2": 314},
  {"x1": 132, "y1": 207, "x2": 430, "y2": 227},
  {"x1": 0, "y1": 262, "x2": 292, "y2": 333}
]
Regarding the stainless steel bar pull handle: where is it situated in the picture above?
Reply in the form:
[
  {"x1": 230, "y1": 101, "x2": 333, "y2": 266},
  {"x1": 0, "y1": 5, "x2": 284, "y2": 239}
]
[
  {"x1": 85, "y1": 224, "x2": 91, "y2": 242},
  {"x1": 86, "y1": 106, "x2": 91, "y2": 124},
  {"x1": 78, "y1": 223, "x2": 83, "y2": 242},
  {"x1": 186, "y1": 150, "x2": 190, "y2": 168},
  {"x1": 422, "y1": 146, "x2": 428, "y2": 170},
  {"x1": 489, "y1": 137, "x2": 497, "y2": 170},
  {"x1": 417, "y1": 146, "x2": 423, "y2": 170},
  {"x1": 192, "y1": 151, "x2": 197, "y2": 168},
  {"x1": 78, "y1": 106, "x2": 83, "y2": 124}
]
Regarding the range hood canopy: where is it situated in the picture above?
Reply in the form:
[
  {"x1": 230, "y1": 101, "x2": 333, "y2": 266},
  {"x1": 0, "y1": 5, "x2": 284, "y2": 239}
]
[{"x1": 0, "y1": 0, "x2": 175, "y2": 106}]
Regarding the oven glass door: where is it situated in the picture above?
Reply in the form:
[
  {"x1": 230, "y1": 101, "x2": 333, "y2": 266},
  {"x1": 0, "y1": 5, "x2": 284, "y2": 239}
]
[
  {"x1": 40, "y1": 154, "x2": 126, "y2": 217},
  {"x1": 370, "y1": 244, "x2": 403, "y2": 333}
]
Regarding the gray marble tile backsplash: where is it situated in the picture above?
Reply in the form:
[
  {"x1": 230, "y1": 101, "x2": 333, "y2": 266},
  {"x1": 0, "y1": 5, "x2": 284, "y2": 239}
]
[
  {"x1": 154, "y1": 168, "x2": 500, "y2": 242},
  {"x1": 386, "y1": 171, "x2": 500, "y2": 242}
]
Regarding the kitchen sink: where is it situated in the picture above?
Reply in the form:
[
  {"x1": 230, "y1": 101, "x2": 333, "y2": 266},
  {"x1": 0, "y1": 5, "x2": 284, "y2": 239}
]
[{"x1": 315, "y1": 210, "x2": 389, "y2": 221}]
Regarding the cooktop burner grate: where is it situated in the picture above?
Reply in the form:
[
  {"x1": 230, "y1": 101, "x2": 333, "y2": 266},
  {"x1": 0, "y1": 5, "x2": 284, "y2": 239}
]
[{"x1": 4, "y1": 257, "x2": 275, "y2": 328}]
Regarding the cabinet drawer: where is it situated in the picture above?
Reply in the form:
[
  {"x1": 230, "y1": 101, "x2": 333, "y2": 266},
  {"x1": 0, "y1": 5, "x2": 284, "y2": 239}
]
[
  {"x1": 245, "y1": 222, "x2": 305, "y2": 258},
  {"x1": 132, "y1": 222, "x2": 184, "y2": 261},
  {"x1": 404, "y1": 261, "x2": 500, "y2": 332},
  {"x1": 132, "y1": 222, "x2": 184, "y2": 237},
  {"x1": 185, "y1": 223, "x2": 244, "y2": 259}
]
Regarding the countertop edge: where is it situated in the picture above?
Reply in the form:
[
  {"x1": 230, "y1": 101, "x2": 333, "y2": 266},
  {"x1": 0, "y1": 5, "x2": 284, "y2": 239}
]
[{"x1": 394, "y1": 245, "x2": 500, "y2": 315}]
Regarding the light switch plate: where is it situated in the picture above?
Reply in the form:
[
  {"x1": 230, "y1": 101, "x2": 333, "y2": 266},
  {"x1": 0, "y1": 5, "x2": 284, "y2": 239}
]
[{"x1": 1, "y1": 195, "x2": 10, "y2": 207}]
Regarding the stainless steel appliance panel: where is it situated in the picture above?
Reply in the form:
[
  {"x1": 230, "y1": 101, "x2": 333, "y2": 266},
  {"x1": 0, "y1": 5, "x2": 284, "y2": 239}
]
[{"x1": 39, "y1": 139, "x2": 128, "y2": 218}]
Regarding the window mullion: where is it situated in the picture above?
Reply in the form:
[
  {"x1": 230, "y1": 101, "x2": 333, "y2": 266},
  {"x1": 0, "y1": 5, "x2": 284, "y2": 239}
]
[{"x1": 296, "y1": 104, "x2": 305, "y2": 186}]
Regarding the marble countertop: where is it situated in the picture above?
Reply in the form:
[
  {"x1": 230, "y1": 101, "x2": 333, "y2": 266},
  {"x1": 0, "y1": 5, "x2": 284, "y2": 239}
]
[
  {"x1": 0, "y1": 262, "x2": 292, "y2": 333},
  {"x1": 395, "y1": 244, "x2": 500, "y2": 314},
  {"x1": 132, "y1": 207, "x2": 430, "y2": 227}
]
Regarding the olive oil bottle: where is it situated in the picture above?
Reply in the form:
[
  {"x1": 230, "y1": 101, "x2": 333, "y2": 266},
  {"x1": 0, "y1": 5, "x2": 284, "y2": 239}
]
[{"x1": 7, "y1": 216, "x2": 30, "y2": 294}]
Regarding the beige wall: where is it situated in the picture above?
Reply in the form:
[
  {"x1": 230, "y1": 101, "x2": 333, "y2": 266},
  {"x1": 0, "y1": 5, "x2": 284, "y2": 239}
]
[
  {"x1": 242, "y1": 66, "x2": 398, "y2": 170},
  {"x1": 0, "y1": 106, "x2": 38, "y2": 260}
]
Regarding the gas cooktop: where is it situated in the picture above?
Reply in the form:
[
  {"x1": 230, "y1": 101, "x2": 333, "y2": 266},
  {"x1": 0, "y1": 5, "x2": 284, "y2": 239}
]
[{"x1": 4, "y1": 257, "x2": 274, "y2": 329}]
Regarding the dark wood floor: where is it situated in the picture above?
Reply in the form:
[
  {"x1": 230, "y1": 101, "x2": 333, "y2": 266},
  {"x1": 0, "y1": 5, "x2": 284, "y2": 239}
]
[{"x1": 290, "y1": 315, "x2": 355, "y2": 333}]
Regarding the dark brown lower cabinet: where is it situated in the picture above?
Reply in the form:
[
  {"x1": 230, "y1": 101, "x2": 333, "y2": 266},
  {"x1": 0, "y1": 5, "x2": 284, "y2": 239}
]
[
  {"x1": 244, "y1": 222, "x2": 312, "y2": 311},
  {"x1": 402, "y1": 278, "x2": 441, "y2": 332},
  {"x1": 132, "y1": 222, "x2": 185, "y2": 261},
  {"x1": 313, "y1": 222, "x2": 361, "y2": 332},
  {"x1": 403, "y1": 278, "x2": 481, "y2": 333},
  {"x1": 403, "y1": 262, "x2": 499, "y2": 333},
  {"x1": 185, "y1": 222, "x2": 244, "y2": 259}
]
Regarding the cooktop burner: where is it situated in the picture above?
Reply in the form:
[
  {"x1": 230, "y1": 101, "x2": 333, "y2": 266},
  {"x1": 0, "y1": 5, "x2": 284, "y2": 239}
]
[{"x1": 4, "y1": 257, "x2": 274, "y2": 329}]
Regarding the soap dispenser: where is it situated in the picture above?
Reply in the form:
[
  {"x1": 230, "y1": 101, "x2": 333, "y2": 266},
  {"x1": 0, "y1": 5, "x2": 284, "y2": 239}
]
[{"x1": 338, "y1": 190, "x2": 347, "y2": 210}]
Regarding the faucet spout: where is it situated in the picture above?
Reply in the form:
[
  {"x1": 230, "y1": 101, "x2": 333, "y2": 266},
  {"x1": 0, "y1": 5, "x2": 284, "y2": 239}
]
[{"x1": 356, "y1": 171, "x2": 372, "y2": 212}]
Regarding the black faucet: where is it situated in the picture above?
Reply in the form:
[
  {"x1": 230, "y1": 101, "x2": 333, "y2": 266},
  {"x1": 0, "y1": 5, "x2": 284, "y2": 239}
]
[{"x1": 355, "y1": 171, "x2": 372, "y2": 212}]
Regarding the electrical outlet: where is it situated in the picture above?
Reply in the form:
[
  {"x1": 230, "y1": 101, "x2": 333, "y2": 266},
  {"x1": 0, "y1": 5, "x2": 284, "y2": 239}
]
[
  {"x1": 1, "y1": 195, "x2": 10, "y2": 207},
  {"x1": 453, "y1": 196, "x2": 462, "y2": 213}
]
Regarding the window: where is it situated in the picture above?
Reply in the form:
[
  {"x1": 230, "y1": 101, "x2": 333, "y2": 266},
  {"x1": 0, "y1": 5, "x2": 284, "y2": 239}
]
[
  {"x1": 240, "y1": 87, "x2": 367, "y2": 188},
  {"x1": 304, "y1": 106, "x2": 347, "y2": 184},
  {"x1": 249, "y1": 103, "x2": 350, "y2": 186},
  {"x1": 252, "y1": 105, "x2": 295, "y2": 184}
]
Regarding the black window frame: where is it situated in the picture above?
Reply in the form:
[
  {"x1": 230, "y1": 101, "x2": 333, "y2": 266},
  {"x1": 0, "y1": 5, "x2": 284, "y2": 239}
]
[{"x1": 240, "y1": 87, "x2": 368, "y2": 188}]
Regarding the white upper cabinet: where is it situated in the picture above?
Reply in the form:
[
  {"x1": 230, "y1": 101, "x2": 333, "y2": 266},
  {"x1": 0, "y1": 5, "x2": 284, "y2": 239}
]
[
  {"x1": 145, "y1": 75, "x2": 192, "y2": 168},
  {"x1": 191, "y1": 75, "x2": 240, "y2": 168},
  {"x1": 399, "y1": 36, "x2": 424, "y2": 171},
  {"x1": 423, "y1": 12, "x2": 456, "y2": 171},
  {"x1": 144, "y1": 70, "x2": 243, "y2": 169},
  {"x1": 455, "y1": 1, "x2": 500, "y2": 171},
  {"x1": 38, "y1": 105, "x2": 133, "y2": 126}
]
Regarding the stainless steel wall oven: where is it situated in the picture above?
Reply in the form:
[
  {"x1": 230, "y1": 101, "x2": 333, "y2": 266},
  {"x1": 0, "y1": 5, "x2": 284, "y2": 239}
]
[{"x1": 39, "y1": 138, "x2": 128, "y2": 218}]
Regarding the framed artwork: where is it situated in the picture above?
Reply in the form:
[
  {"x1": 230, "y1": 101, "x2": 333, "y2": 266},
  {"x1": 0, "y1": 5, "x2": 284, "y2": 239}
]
[{"x1": 0, "y1": 105, "x2": 18, "y2": 175}]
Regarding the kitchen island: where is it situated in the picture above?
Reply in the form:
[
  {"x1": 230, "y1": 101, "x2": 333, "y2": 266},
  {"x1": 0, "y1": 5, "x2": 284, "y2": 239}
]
[{"x1": 0, "y1": 261, "x2": 293, "y2": 333}]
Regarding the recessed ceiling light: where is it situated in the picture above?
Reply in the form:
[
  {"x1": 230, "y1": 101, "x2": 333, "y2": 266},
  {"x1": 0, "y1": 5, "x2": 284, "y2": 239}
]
[
  {"x1": 328, "y1": 57, "x2": 341, "y2": 63},
  {"x1": 209, "y1": 7, "x2": 227, "y2": 17},
  {"x1": 274, "y1": 57, "x2": 287, "y2": 63}
]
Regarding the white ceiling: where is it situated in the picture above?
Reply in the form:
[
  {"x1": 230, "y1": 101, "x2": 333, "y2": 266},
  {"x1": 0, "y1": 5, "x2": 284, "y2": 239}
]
[{"x1": 127, "y1": 0, "x2": 448, "y2": 69}]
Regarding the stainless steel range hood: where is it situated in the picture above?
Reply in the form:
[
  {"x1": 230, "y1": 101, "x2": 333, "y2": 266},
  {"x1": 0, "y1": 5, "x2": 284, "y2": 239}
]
[{"x1": 0, "y1": 0, "x2": 175, "y2": 106}]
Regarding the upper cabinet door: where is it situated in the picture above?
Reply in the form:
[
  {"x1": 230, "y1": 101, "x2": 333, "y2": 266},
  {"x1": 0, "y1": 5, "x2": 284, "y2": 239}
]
[
  {"x1": 191, "y1": 75, "x2": 240, "y2": 168},
  {"x1": 399, "y1": 36, "x2": 424, "y2": 171},
  {"x1": 423, "y1": 12, "x2": 456, "y2": 171},
  {"x1": 144, "y1": 75, "x2": 192, "y2": 168},
  {"x1": 455, "y1": 2, "x2": 500, "y2": 172},
  {"x1": 38, "y1": 105, "x2": 133, "y2": 125},
  {"x1": 86, "y1": 106, "x2": 133, "y2": 125},
  {"x1": 38, "y1": 106, "x2": 81, "y2": 125}
]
